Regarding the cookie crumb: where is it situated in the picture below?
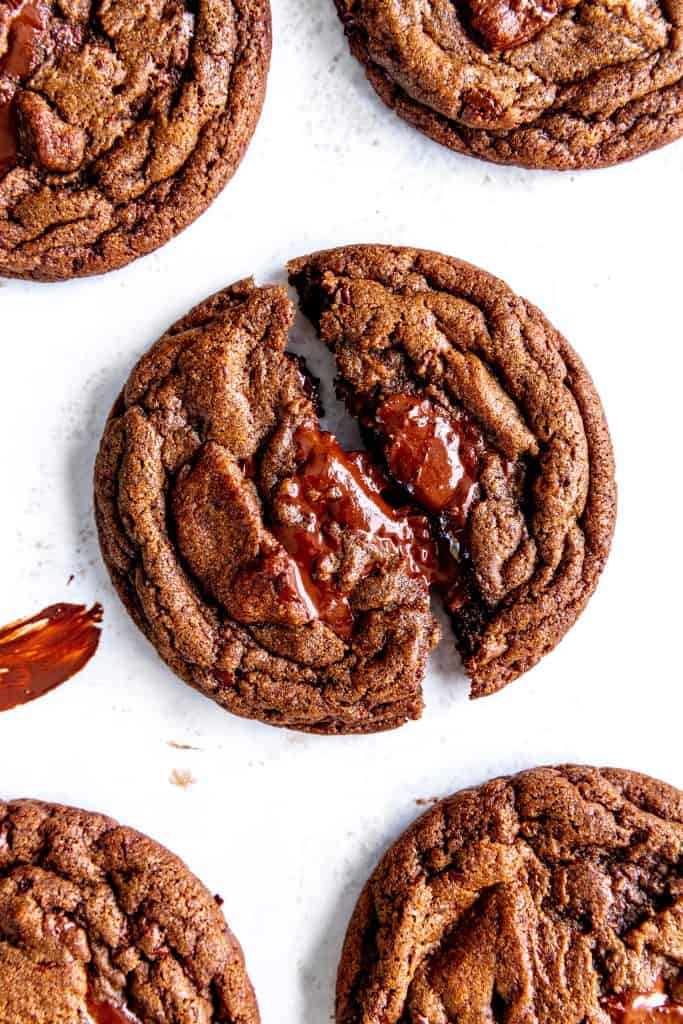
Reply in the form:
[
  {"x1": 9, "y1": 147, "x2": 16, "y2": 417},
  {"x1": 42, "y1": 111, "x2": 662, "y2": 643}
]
[
  {"x1": 170, "y1": 769, "x2": 196, "y2": 789},
  {"x1": 415, "y1": 797, "x2": 439, "y2": 806},
  {"x1": 168, "y1": 741, "x2": 200, "y2": 751}
]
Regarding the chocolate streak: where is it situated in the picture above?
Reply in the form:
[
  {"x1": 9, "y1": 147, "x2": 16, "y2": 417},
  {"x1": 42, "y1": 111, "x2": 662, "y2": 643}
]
[{"x1": 0, "y1": 602, "x2": 103, "y2": 711}]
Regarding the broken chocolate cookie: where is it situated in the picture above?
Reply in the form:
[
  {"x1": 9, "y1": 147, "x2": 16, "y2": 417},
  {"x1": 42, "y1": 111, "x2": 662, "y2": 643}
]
[
  {"x1": 288, "y1": 245, "x2": 616, "y2": 699},
  {"x1": 95, "y1": 278, "x2": 440, "y2": 734},
  {"x1": 96, "y1": 248, "x2": 615, "y2": 733}
]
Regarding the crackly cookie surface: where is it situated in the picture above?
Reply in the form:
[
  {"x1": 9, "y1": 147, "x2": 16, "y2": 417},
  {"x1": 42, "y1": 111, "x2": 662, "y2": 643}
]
[
  {"x1": 95, "y1": 278, "x2": 440, "y2": 735},
  {"x1": 0, "y1": 799, "x2": 259, "y2": 1024},
  {"x1": 336, "y1": 766, "x2": 683, "y2": 1024},
  {"x1": 334, "y1": 0, "x2": 683, "y2": 169},
  {"x1": 0, "y1": 0, "x2": 270, "y2": 281},
  {"x1": 289, "y1": 245, "x2": 616, "y2": 697}
]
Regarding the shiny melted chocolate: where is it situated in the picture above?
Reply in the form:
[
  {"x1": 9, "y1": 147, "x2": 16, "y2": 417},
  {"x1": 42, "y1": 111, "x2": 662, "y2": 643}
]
[
  {"x1": 601, "y1": 981, "x2": 683, "y2": 1023},
  {"x1": 374, "y1": 394, "x2": 483, "y2": 523},
  {"x1": 0, "y1": 0, "x2": 47, "y2": 174},
  {"x1": 372, "y1": 393, "x2": 488, "y2": 611},
  {"x1": 0, "y1": 602, "x2": 103, "y2": 711},
  {"x1": 271, "y1": 420, "x2": 441, "y2": 638}
]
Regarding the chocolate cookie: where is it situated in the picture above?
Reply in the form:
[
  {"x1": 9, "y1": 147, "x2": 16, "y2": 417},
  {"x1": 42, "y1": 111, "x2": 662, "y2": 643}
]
[
  {"x1": 288, "y1": 245, "x2": 616, "y2": 698},
  {"x1": 94, "y1": 278, "x2": 440, "y2": 734},
  {"x1": 0, "y1": 799, "x2": 259, "y2": 1024},
  {"x1": 0, "y1": 1, "x2": 270, "y2": 281},
  {"x1": 337, "y1": 765, "x2": 683, "y2": 1024},
  {"x1": 334, "y1": 0, "x2": 683, "y2": 169}
]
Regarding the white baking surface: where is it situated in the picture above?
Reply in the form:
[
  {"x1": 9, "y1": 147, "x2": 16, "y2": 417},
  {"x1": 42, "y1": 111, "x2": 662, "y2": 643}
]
[{"x1": 1, "y1": 1, "x2": 683, "y2": 1019}]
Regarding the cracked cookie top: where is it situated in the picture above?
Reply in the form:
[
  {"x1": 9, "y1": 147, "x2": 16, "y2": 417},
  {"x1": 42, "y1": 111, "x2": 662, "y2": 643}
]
[
  {"x1": 94, "y1": 278, "x2": 440, "y2": 735},
  {"x1": 333, "y1": 0, "x2": 683, "y2": 168},
  {"x1": 0, "y1": 0, "x2": 270, "y2": 280},
  {"x1": 336, "y1": 765, "x2": 683, "y2": 1024},
  {"x1": 0, "y1": 799, "x2": 259, "y2": 1024},
  {"x1": 288, "y1": 245, "x2": 616, "y2": 699}
]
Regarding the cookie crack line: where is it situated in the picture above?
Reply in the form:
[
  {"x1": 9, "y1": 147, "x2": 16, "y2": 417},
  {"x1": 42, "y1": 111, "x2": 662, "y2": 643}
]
[
  {"x1": 94, "y1": 246, "x2": 616, "y2": 735},
  {"x1": 0, "y1": 0, "x2": 272, "y2": 280},
  {"x1": 336, "y1": 0, "x2": 683, "y2": 169}
]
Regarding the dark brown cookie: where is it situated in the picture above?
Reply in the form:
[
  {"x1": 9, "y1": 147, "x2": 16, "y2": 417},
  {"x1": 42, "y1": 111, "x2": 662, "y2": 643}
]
[
  {"x1": 0, "y1": 0, "x2": 270, "y2": 281},
  {"x1": 337, "y1": 765, "x2": 683, "y2": 1024},
  {"x1": 334, "y1": 0, "x2": 683, "y2": 169},
  {"x1": 288, "y1": 245, "x2": 616, "y2": 698},
  {"x1": 0, "y1": 799, "x2": 259, "y2": 1024},
  {"x1": 94, "y1": 278, "x2": 440, "y2": 735}
]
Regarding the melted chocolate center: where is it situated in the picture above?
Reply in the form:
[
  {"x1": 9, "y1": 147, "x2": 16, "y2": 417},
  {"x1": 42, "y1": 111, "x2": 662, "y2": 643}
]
[
  {"x1": 266, "y1": 389, "x2": 493, "y2": 637},
  {"x1": 371, "y1": 393, "x2": 489, "y2": 611},
  {"x1": 0, "y1": 0, "x2": 47, "y2": 174},
  {"x1": 271, "y1": 420, "x2": 442, "y2": 638},
  {"x1": 601, "y1": 981, "x2": 683, "y2": 1023},
  {"x1": 0, "y1": 602, "x2": 103, "y2": 711}
]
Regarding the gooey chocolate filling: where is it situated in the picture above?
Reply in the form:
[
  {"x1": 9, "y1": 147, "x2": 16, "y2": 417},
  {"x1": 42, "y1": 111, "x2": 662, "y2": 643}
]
[
  {"x1": 373, "y1": 393, "x2": 483, "y2": 527},
  {"x1": 270, "y1": 419, "x2": 439, "y2": 638},
  {"x1": 266, "y1": 391, "x2": 489, "y2": 638}
]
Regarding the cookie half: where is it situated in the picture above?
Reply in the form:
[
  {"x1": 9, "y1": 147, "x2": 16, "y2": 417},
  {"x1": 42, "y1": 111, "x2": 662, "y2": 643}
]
[
  {"x1": 95, "y1": 279, "x2": 440, "y2": 734},
  {"x1": 334, "y1": 0, "x2": 683, "y2": 169},
  {"x1": 0, "y1": 0, "x2": 270, "y2": 281},
  {"x1": 337, "y1": 765, "x2": 683, "y2": 1024},
  {"x1": 289, "y1": 245, "x2": 616, "y2": 698},
  {"x1": 0, "y1": 799, "x2": 259, "y2": 1024}
]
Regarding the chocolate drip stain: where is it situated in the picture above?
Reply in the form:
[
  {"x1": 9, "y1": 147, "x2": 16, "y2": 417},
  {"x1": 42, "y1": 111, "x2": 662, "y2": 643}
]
[{"x1": 0, "y1": 602, "x2": 103, "y2": 711}]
